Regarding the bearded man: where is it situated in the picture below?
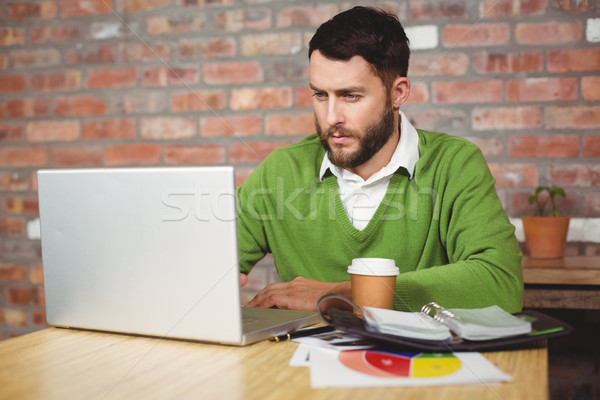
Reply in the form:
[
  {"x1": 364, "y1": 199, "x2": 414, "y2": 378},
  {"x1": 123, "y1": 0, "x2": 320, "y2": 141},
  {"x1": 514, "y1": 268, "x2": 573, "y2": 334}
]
[{"x1": 236, "y1": 6, "x2": 523, "y2": 313}]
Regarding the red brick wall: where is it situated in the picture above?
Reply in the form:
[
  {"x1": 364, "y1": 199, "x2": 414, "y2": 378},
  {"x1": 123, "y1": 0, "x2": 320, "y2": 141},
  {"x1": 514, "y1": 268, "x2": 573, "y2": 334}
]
[{"x1": 1, "y1": 1, "x2": 599, "y2": 339}]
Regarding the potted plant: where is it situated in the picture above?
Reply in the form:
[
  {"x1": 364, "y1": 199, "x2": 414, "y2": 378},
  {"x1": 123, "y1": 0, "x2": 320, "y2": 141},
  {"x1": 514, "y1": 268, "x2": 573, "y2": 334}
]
[{"x1": 521, "y1": 185, "x2": 570, "y2": 259}]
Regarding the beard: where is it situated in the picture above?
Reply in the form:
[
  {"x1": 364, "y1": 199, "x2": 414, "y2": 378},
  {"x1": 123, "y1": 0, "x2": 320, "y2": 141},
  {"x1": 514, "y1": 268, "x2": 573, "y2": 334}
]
[{"x1": 316, "y1": 105, "x2": 396, "y2": 170}]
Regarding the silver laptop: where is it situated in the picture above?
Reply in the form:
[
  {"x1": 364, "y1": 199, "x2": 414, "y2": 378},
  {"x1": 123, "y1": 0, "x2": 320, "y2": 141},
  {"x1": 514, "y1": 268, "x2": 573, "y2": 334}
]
[{"x1": 37, "y1": 167, "x2": 320, "y2": 345}]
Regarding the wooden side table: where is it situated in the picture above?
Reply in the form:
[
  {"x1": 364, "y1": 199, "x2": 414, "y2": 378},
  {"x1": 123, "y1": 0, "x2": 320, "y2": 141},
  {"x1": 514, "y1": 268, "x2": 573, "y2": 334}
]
[{"x1": 522, "y1": 256, "x2": 600, "y2": 309}]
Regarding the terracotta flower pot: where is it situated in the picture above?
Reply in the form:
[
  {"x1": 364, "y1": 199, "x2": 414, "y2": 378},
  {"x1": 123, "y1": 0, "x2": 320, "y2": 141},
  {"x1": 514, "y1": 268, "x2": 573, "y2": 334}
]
[{"x1": 521, "y1": 216, "x2": 570, "y2": 259}]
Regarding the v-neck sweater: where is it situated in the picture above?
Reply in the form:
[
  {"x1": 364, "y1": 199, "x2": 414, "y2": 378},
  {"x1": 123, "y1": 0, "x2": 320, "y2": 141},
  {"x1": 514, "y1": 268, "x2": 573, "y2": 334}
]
[{"x1": 236, "y1": 131, "x2": 523, "y2": 313}]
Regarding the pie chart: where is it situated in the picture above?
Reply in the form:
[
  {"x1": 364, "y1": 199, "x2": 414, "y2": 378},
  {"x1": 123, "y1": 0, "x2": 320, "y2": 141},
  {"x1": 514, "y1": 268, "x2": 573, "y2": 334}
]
[{"x1": 338, "y1": 350, "x2": 462, "y2": 378}]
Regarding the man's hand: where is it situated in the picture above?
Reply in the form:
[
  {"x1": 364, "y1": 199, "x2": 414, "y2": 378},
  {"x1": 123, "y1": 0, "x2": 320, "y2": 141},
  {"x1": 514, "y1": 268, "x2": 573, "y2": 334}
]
[
  {"x1": 240, "y1": 273, "x2": 248, "y2": 287},
  {"x1": 246, "y1": 277, "x2": 351, "y2": 311}
]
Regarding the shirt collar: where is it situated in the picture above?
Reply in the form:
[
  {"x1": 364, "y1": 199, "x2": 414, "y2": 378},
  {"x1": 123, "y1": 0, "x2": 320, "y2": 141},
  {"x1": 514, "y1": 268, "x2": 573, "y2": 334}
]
[{"x1": 319, "y1": 110, "x2": 420, "y2": 182}]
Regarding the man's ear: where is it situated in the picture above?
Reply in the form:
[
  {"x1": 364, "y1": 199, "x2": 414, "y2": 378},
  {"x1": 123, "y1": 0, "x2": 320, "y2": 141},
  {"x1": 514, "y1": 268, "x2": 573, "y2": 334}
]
[{"x1": 390, "y1": 77, "x2": 411, "y2": 109}]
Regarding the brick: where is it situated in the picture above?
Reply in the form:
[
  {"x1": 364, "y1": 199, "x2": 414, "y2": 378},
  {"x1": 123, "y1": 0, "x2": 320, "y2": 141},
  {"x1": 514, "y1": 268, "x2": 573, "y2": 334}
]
[
  {"x1": 171, "y1": 91, "x2": 226, "y2": 112},
  {"x1": 0, "y1": 308, "x2": 27, "y2": 326},
  {"x1": 119, "y1": 43, "x2": 173, "y2": 63},
  {"x1": 5, "y1": 98, "x2": 50, "y2": 118},
  {"x1": 515, "y1": 21, "x2": 583, "y2": 45},
  {"x1": 0, "y1": 123, "x2": 24, "y2": 141},
  {"x1": 118, "y1": 0, "x2": 170, "y2": 12},
  {"x1": 140, "y1": 117, "x2": 196, "y2": 140},
  {"x1": 509, "y1": 191, "x2": 538, "y2": 216},
  {"x1": 488, "y1": 163, "x2": 539, "y2": 188},
  {"x1": 0, "y1": 172, "x2": 30, "y2": 191},
  {"x1": 180, "y1": 38, "x2": 236, "y2": 60},
  {"x1": 409, "y1": 53, "x2": 469, "y2": 76},
  {"x1": 146, "y1": 15, "x2": 205, "y2": 35},
  {"x1": 59, "y1": 0, "x2": 112, "y2": 17},
  {"x1": 87, "y1": 68, "x2": 137, "y2": 89},
  {"x1": 404, "y1": 109, "x2": 469, "y2": 132},
  {"x1": 480, "y1": 0, "x2": 547, "y2": 17},
  {"x1": 6, "y1": 287, "x2": 40, "y2": 305},
  {"x1": 229, "y1": 141, "x2": 288, "y2": 164},
  {"x1": 5, "y1": 197, "x2": 39, "y2": 214},
  {"x1": 295, "y1": 87, "x2": 312, "y2": 108},
  {"x1": 32, "y1": 310, "x2": 47, "y2": 326},
  {"x1": 65, "y1": 45, "x2": 115, "y2": 65},
  {"x1": 473, "y1": 106, "x2": 541, "y2": 130},
  {"x1": 200, "y1": 114, "x2": 262, "y2": 137},
  {"x1": 26, "y1": 121, "x2": 79, "y2": 142},
  {"x1": 548, "y1": 49, "x2": 600, "y2": 73},
  {"x1": 509, "y1": 135, "x2": 579, "y2": 158},
  {"x1": 583, "y1": 135, "x2": 600, "y2": 157},
  {"x1": 0, "y1": 75, "x2": 26, "y2": 93},
  {"x1": 143, "y1": 66, "x2": 199, "y2": 87},
  {"x1": 473, "y1": 51, "x2": 543, "y2": 74},
  {"x1": 0, "y1": 238, "x2": 41, "y2": 262},
  {"x1": 164, "y1": 144, "x2": 225, "y2": 165},
  {"x1": 0, "y1": 218, "x2": 25, "y2": 236},
  {"x1": 0, "y1": 28, "x2": 26, "y2": 46},
  {"x1": 582, "y1": 76, "x2": 600, "y2": 101},
  {"x1": 277, "y1": 6, "x2": 337, "y2": 27},
  {"x1": 433, "y1": 80, "x2": 502, "y2": 104},
  {"x1": 551, "y1": 0, "x2": 591, "y2": 12},
  {"x1": 29, "y1": 26, "x2": 79, "y2": 44},
  {"x1": 547, "y1": 165, "x2": 600, "y2": 187},
  {"x1": 176, "y1": 0, "x2": 234, "y2": 6},
  {"x1": 214, "y1": 8, "x2": 271, "y2": 31},
  {"x1": 241, "y1": 33, "x2": 302, "y2": 56},
  {"x1": 10, "y1": 48, "x2": 61, "y2": 68},
  {"x1": 105, "y1": 144, "x2": 162, "y2": 165},
  {"x1": 265, "y1": 113, "x2": 314, "y2": 135},
  {"x1": 54, "y1": 96, "x2": 106, "y2": 116},
  {"x1": 545, "y1": 106, "x2": 600, "y2": 129},
  {"x1": 506, "y1": 77, "x2": 577, "y2": 102},
  {"x1": 108, "y1": 92, "x2": 167, "y2": 114},
  {"x1": 231, "y1": 88, "x2": 292, "y2": 111},
  {"x1": 466, "y1": 137, "x2": 503, "y2": 157},
  {"x1": 7, "y1": 1, "x2": 57, "y2": 19},
  {"x1": 0, "y1": 263, "x2": 29, "y2": 281},
  {"x1": 271, "y1": 61, "x2": 310, "y2": 82},
  {"x1": 410, "y1": 0, "x2": 467, "y2": 19},
  {"x1": 89, "y1": 22, "x2": 130, "y2": 40},
  {"x1": 0, "y1": 147, "x2": 47, "y2": 167},
  {"x1": 405, "y1": 82, "x2": 429, "y2": 105},
  {"x1": 50, "y1": 145, "x2": 104, "y2": 166},
  {"x1": 0, "y1": 54, "x2": 7, "y2": 70},
  {"x1": 30, "y1": 70, "x2": 81, "y2": 91},
  {"x1": 29, "y1": 264, "x2": 44, "y2": 284},
  {"x1": 202, "y1": 62, "x2": 263, "y2": 85},
  {"x1": 584, "y1": 193, "x2": 600, "y2": 217},
  {"x1": 82, "y1": 119, "x2": 136, "y2": 140},
  {"x1": 443, "y1": 24, "x2": 509, "y2": 47}
]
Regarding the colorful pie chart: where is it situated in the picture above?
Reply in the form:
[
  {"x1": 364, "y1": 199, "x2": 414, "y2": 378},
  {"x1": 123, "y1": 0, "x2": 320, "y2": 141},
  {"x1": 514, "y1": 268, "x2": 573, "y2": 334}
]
[{"x1": 338, "y1": 350, "x2": 462, "y2": 378}]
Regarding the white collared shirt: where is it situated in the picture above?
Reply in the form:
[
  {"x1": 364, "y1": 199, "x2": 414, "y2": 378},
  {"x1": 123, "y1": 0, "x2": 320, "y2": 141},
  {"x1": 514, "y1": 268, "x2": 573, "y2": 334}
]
[{"x1": 319, "y1": 111, "x2": 420, "y2": 230}]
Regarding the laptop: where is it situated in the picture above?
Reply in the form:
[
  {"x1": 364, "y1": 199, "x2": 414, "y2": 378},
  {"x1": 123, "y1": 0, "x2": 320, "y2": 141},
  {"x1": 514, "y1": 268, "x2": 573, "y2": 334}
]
[{"x1": 37, "y1": 166, "x2": 321, "y2": 345}]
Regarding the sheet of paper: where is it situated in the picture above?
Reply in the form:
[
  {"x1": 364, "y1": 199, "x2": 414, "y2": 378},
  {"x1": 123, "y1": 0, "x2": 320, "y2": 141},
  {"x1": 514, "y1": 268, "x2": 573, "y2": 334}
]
[
  {"x1": 289, "y1": 343, "x2": 311, "y2": 367},
  {"x1": 289, "y1": 330, "x2": 373, "y2": 367},
  {"x1": 307, "y1": 348, "x2": 512, "y2": 388}
]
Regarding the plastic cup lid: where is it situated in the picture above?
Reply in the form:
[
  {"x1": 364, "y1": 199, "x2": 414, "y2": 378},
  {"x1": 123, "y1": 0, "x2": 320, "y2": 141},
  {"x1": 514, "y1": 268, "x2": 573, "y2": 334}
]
[{"x1": 347, "y1": 258, "x2": 399, "y2": 276}]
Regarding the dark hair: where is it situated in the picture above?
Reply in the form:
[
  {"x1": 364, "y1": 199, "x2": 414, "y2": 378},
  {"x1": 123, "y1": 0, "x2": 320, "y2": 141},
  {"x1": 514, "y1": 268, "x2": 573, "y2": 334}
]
[{"x1": 308, "y1": 6, "x2": 410, "y2": 89}]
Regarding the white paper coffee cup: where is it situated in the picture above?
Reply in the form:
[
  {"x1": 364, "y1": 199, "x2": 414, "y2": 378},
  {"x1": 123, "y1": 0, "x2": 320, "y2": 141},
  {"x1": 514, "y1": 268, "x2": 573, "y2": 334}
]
[{"x1": 347, "y1": 258, "x2": 399, "y2": 311}]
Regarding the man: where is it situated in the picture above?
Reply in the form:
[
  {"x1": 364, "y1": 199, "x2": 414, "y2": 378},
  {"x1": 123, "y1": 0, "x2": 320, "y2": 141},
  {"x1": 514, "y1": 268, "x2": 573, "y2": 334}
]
[{"x1": 237, "y1": 6, "x2": 523, "y2": 313}]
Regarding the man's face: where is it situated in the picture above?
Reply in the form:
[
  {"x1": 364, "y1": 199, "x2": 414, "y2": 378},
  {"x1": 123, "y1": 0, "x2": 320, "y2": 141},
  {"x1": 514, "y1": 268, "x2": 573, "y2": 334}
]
[{"x1": 309, "y1": 51, "x2": 396, "y2": 170}]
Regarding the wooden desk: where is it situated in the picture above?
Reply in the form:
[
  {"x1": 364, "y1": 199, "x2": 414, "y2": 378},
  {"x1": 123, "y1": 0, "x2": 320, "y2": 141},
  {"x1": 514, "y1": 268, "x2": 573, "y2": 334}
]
[
  {"x1": 0, "y1": 328, "x2": 547, "y2": 400},
  {"x1": 523, "y1": 256, "x2": 600, "y2": 310}
]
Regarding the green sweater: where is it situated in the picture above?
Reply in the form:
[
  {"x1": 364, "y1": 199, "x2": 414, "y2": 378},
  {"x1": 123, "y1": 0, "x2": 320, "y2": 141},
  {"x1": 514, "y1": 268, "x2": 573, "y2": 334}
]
[{"x1": 237, "y1": 131, "x2": 523, "y2": 313}]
